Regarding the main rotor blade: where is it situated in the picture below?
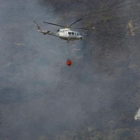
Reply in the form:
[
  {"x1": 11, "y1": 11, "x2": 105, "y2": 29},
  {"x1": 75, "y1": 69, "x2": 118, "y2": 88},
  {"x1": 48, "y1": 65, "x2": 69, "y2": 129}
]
[
  {"x1": 73, "y1": 27, "x2": 92, "y2": 30},
  {"x1": 43, "y1": 22, "x2": 65, "y2": 28},
  {"x1": 68, "y1": 18, "x2": 83, "y2": 27}
]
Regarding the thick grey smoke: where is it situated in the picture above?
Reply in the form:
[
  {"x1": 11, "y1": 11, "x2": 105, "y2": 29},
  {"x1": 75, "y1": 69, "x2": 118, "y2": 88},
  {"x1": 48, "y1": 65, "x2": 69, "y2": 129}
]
[
  {"x1": 0, "y1": 0, "x2": 140, "y2": 140},
  {"x1": 0, "y1": 0, "x2": 90, "y2": 139}
]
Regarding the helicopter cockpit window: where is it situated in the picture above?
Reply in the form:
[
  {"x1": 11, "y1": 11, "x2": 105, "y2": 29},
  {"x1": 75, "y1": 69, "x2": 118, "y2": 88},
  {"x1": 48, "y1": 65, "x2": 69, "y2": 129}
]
[
  {"x1": 72, "y1": 32, "x2": 74, "y2": 35},
  {"x1": 68, "y1": 32, "x2": 71, "y2": 35},
  {"x1": 57, "y1": 29, "x2": 60, "y2": 32}
]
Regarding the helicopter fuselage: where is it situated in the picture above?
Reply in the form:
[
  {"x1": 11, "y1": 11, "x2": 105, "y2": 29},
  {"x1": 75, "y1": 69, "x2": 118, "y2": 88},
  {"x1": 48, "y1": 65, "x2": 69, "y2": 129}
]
[
  {"x1": 34, "y1": 21, "x2": 84, "y2": 41},
  {"x1": 56, "y1": 28, "x2": 83, "y2": 40}
]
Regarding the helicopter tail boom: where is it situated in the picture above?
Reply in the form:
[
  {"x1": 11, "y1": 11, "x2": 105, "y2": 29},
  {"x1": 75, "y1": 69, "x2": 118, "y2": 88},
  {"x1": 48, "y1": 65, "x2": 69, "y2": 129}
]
[{"x1": 34, "y1": 21, "x2": 58, "y2": 37}]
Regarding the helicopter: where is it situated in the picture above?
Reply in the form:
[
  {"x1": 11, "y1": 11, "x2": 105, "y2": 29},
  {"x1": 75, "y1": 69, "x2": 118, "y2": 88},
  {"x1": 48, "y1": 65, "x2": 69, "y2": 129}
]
[
  {"x1": 34, "y1": 18, "x2": 90, "y2": 41},
  {"x1": 34, "y1": 18, "x2": 91, "y2": 66}
]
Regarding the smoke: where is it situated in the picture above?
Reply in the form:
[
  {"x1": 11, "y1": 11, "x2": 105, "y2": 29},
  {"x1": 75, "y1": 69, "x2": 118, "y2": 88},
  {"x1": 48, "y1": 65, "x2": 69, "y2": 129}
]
[
  {"x1": 0, "y1": 0, "x2": 140, "y2": 140},
  {"x1": 0, "y1": 0, "x2": 67, "y2": 139},
  {"x1": 135, "y1": 108, "x2": 140, "y2": 120}
]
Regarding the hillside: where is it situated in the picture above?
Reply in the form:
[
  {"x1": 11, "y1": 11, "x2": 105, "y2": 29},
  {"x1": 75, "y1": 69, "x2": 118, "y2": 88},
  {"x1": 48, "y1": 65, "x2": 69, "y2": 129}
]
[{"x1": 0, "y1": 0, "x2": 140, "y2": 140}]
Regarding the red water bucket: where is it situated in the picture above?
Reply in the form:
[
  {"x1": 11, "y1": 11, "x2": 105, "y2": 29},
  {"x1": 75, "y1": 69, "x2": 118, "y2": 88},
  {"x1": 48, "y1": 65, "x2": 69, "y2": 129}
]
[{"x1": 66, "y1": 59, "x2": 72, "y2": 66}]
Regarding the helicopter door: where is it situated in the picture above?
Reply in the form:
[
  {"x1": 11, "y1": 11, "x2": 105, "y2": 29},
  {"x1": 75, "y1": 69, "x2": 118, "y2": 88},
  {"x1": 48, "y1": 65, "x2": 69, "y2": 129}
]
[
  {"x1": 72, "y1": 32, "x2": 74, "y2": 37},
  {"x1": 68, "y1": 32, "x2": 76, "y2": 37},
  {"x1": 68, "y1": 32, "x2": 71, "y2": 37},
  {"x1": 74, "y1": 32, "x2": 78, "y2": 37}
]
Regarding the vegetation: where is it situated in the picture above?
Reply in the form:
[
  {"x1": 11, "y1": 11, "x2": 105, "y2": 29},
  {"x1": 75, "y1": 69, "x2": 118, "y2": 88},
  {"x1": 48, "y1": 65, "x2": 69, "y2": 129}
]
[{"x1": 37, "y1": 119, "x2": 140, "y2": 140}]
